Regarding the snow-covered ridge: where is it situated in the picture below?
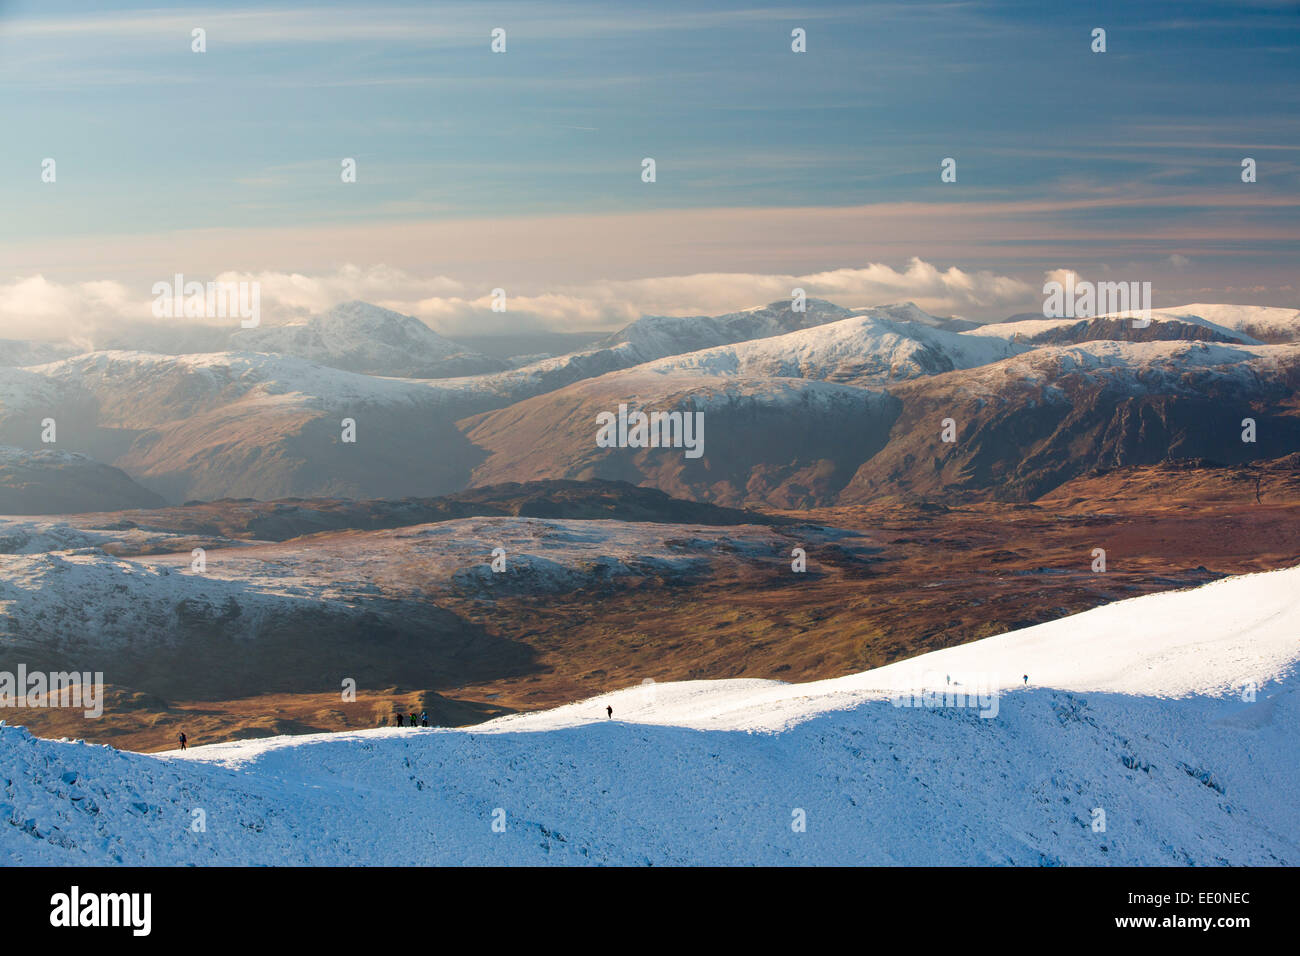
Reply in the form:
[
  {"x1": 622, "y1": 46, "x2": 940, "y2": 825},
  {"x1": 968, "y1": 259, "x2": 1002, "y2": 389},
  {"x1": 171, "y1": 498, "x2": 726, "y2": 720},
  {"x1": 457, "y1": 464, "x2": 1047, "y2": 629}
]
[
  {"x1": 471, "y1": 564, "x2": 1300, "y2": 736},
  {"x1": 230, "y1": 301, "x2": 506, "y2": 378},
  {"x1": 19, "y1": 348, "x2": 511, "y2": 418},
  {"x1": 553, "y1": 315, "x2": 1290, "y2": 403},
  {"x1": 632, "y1": 311, "x2": 1028, "y2": 384},
  {"x1": 559, "y1": 368, "x2": 903, "y2": 410},
  {"x1": 850, "y1": 301, "x2": 979, "y2": 331},
  {"x1": 934, "y1": 338, "x2": 1300, "y2": 398},
  {"x1": 2, "y1": 565, "x2": 1295, "y2": 865},
  {"x1": 1164, "y1": 303, "x2": 1300, "y2": 342},
  {"x1": 967, "y1": 304, "x2": 1300, "y2": 346},
  {"x1": 964, "y1": 310, "x2": 1260, "y2": 344},
  {"x1": 600, "y1": 297, "x2": 855, "y2": 355}
]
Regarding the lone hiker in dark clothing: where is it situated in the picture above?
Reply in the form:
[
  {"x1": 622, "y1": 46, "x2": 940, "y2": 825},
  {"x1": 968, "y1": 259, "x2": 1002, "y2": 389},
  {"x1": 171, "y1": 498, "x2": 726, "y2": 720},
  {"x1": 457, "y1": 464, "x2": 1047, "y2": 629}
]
[
  {"x1": 178, "y1": 732, "x2": 187, "y2": 751},
  {"x1": 1023, "y1": 675, "x2": 1029, "y2": 685},
  {"x1": 606, "y1": 705, "x2": 613, "y2": 719},
  {"x1": 395, "y1": 712, "x2": 403, "y2": 727},
  {"x1": 420, "y1": 711, "x2": 428, "y2": 727}
]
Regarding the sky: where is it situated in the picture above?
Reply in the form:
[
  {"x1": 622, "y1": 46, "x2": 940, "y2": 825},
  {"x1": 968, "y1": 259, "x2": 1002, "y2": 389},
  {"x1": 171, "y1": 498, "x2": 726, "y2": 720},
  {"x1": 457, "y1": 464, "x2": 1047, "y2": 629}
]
[{"x1": 0, "y1": 0, "x2": 1297, "y2": 340}]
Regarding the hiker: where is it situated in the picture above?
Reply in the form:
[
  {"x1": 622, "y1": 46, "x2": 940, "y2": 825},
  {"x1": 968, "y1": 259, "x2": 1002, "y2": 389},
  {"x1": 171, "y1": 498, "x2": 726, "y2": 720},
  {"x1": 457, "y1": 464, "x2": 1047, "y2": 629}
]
[
  {"x1": 178, "y1": 732, "x2": 187, "y2": 751},
  {"x1": 420, "y1": 711, "x2": 428, "y2": 727},
  {"x1": 409, "y1": 712, "x2": 417, "y2": 727},
  {"x1": 1023, "y1": 674, "x2": 1028, "y2": 685},
  {"x1": 395, "y1": 712, "x2": 403, "y2": 727},
  {"x1": 606, "y1": 705, "x2": 613, "y2": 719}
]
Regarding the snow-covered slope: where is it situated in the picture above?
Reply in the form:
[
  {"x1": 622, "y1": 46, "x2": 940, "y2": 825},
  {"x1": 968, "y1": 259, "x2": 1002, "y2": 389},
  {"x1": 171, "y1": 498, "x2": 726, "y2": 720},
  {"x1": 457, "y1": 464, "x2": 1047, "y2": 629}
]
[
  {"x1": 970, "y1": 305, "x2": 1300, "y2": 347},
  {"x1": 459, "y1": 299, "x2": 960, "y2": 405},
  {"x1": 3, "y1": 566, "x2": 1295, "y2": 865},
  {"x1": 1165, "y1": 303, "x2": 1300, "y2": 343},
  {"x1": 476, "y1": 562, "x2": 1300, "y2": 733},
  {"x1": 851, "y1": 301, "x2": 980, "y2": 332},
  {"x1": 837, "y1": 337, "x2": 1300, "y2": 502},
  {"x1": 600, "y1": 297, "x2": 855, "y2": 356},
  {"x1": 0, "y1": 350, "x2": 510, "y2": 503},
  {"x1": 965, "y1": 310, "x2": 1261, "y2": 345},
  {"x1": 32, "y1": 349, "x2": 460, "y2": 420},
  {"x1": 446, "y1": 299, "x2": 873, "y2": 406},
  {"x1": 635, "y1": 311, "x2": 1027, "y2": 384},
  {"x1": 465, "y1": 330, "x2": 1300, "y2": 506},
  {"x1": 229, "y1": 301, "x2": 507, "y2": 378},
  {"x1": 956, "y1": 339, "x2": 1300, "y2": 396}
]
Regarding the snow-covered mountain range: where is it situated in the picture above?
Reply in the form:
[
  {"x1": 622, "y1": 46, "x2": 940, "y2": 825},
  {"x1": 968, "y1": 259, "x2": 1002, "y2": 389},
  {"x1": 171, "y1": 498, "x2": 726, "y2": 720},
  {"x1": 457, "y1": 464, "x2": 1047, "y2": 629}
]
[{"x1": 0, "y1": 299, "x2": 1297, "y2": 510}]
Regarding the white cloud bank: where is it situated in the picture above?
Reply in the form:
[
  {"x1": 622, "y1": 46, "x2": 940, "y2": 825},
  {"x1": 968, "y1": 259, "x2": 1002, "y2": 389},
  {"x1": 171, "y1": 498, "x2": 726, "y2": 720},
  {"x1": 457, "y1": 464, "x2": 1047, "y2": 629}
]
[{"x1": 0, "y1": 259, "x2": 1036, "y2": 347}]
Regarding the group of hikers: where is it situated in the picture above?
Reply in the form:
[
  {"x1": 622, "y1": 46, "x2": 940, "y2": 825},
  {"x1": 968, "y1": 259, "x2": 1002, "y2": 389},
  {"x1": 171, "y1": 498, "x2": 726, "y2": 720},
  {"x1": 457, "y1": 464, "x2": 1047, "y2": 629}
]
[
  {"x1": 176, "y1": 710, "x2": 434, "y2": 750},
  {"x1": 179, "y1": 678, "x2": 1026, "y2": 749}
]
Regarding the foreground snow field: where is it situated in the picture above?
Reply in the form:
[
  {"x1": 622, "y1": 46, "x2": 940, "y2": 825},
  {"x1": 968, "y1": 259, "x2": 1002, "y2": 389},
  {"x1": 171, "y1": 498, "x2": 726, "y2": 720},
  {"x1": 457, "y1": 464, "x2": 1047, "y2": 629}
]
[{"x1": 2, "y1": 567, "x2": 1297, "y2": 865}]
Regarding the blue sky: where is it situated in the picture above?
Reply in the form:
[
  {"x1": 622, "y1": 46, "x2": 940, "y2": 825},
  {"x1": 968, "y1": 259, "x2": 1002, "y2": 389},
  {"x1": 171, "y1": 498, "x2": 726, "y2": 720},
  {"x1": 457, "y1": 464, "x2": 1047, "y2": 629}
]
[{"x1": 0, "y1": 0, "x2": 1297, "y2": 331}]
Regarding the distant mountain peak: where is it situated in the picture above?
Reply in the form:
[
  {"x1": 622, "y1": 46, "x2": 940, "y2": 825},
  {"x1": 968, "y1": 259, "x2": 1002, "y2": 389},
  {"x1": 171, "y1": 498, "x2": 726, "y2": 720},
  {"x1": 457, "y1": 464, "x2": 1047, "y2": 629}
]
[
  {"x1": 855, "y1": 302, "x2": 979, "y2": 332},
  {"x1": 600, "y1": 298, "x2": 855, "y2": 356},
  {"x1": 229, "y1": 301, "x2": 507, "y2": 378}
]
